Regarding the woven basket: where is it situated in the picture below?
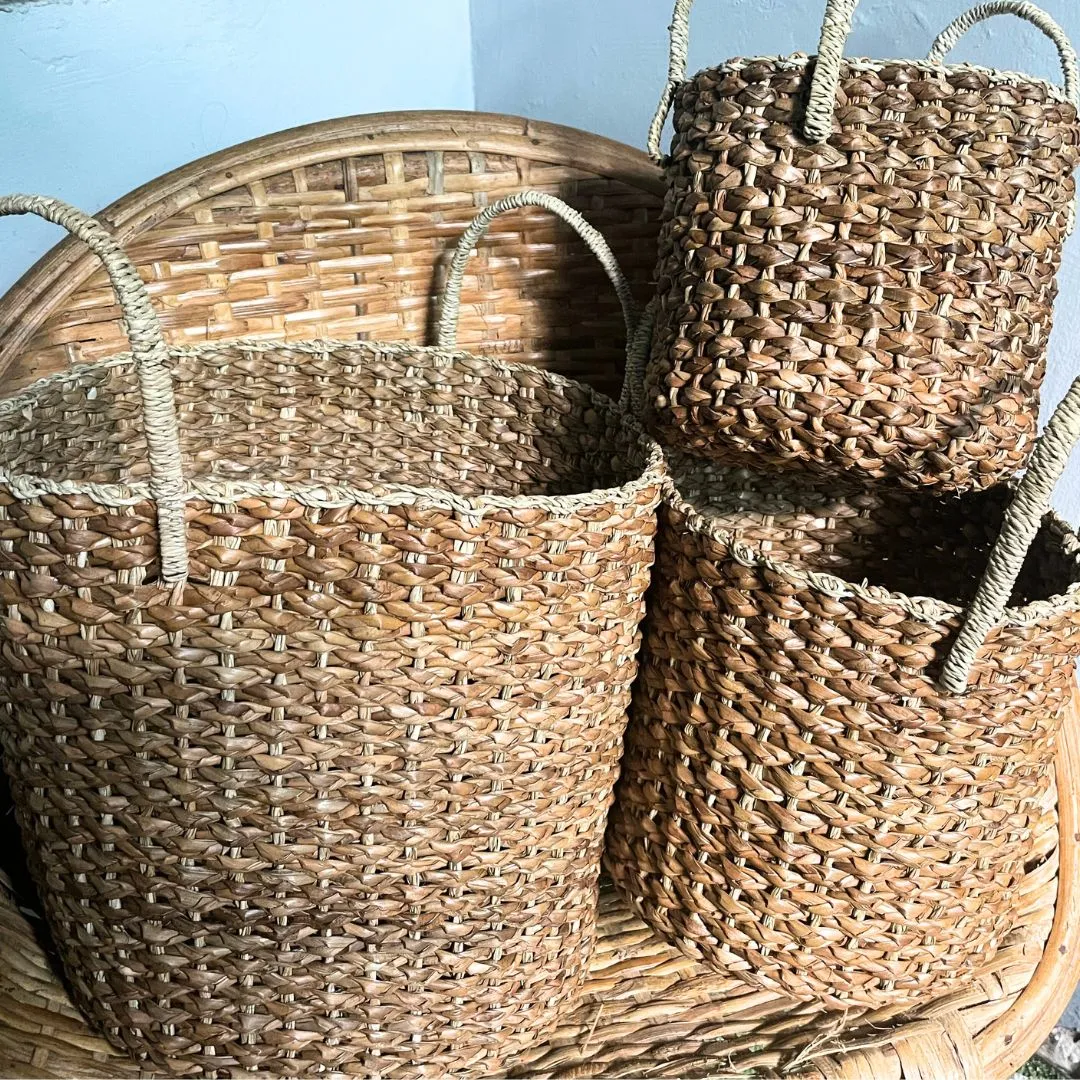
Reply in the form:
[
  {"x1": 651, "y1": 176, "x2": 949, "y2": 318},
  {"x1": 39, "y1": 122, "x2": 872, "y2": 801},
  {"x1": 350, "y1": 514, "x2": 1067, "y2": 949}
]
[
  {"x1": 644, "y1": 0, "x2": 1080, "y2": 491},
  {"x1": 0, "y1": 190, "x2": 664, "y2": 1077},
  {"x1": 607, "y1": 330, "x2": 1080, "y2": 1008}
]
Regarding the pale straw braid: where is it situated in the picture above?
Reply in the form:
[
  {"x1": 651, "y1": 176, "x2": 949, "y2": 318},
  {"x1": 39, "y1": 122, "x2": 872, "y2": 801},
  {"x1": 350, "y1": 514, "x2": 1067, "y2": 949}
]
[
  {"x1": 927, "y1": 0, "x2": 1079, "y2": 104},
  {"x1": 647, "y1": 0, "x2": 694, "y2": 161},
  {"x1": 0, "y1": 195, "x2": 189, "y2": 581},
  {"x1": 435, "y1": 189, "x2": 638, "y2": 348},
  {"x1": 648, "y1": 0, "x2": 1078, "y2": 157},
  {"x1": 941, "y1": 375, "x2": 1080, "y2": 691},
  {"x1": 803, "y1": 0, "x2": 859, "y2": 142},
  {"x1": 620, "y1": 297, "x2": 657, "y2": 416}
]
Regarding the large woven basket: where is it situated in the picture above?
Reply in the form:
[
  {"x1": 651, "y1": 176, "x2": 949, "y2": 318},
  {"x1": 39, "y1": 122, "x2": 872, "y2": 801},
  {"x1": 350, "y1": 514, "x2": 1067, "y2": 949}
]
[
  {"x1": 607, "y1": 342, "x2": 1080, "y2": 1008},
  {"x1": 644, "y1": 0, "x2": 1080, "y2": 492},
  {"x1": 0, "y1": 189, "x2": 664, "y2": 1076},
  {"x1": 0, "y1": 690, "x2": 1076, "y2": 1079}
]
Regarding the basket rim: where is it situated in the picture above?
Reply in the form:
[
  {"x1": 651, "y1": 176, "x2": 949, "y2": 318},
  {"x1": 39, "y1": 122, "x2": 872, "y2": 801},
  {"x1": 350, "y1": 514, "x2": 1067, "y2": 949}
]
[
  {"x1": 0, "y1": 336, "x2": 667, "y2": 516},
  {"x1": 665, "y1": 467, "x2": 1080, "y2": 629},
  {"x1": 688, "y1": 51, "x2": 1073, "y2": 105}
]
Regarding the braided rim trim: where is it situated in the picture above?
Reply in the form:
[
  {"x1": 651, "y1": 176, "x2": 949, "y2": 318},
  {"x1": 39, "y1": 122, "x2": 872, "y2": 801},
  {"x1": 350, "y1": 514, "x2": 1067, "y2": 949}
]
[
  {"x1": 663, "y1": 474, "x2": 1080, "y2": 631},
  {"x1": 0, "y1": 338, "x2": 667, "y2": 516},
  {"x1": 680, "y1": 52, "x2": 1073, "y2": 103}
]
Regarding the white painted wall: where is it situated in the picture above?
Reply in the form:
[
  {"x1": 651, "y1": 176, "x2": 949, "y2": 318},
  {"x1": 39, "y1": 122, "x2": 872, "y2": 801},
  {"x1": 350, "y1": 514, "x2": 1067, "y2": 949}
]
[{"x1": 0, "y1": 0, "x2": 474, "y2": 293}]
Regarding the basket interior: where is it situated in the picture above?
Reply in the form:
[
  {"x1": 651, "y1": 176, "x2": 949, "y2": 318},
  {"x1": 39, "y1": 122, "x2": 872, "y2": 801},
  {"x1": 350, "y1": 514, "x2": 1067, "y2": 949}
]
[
  {"x1": 0, "y1": 341, "x2": 646, "y2": 500},
  {"x1": 677, "y1": 461, "x2": 1080, "y2": 610}
]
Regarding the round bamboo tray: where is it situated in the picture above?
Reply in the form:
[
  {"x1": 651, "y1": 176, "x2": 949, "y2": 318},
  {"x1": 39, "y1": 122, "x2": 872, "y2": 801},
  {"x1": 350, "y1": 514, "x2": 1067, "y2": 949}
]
[
  {"x1": 0, "y1": 109, "x2": 1074, "y2": 1079},
  {"x1": 0, "y1": 110, "x2": 664, "y2": 400}
]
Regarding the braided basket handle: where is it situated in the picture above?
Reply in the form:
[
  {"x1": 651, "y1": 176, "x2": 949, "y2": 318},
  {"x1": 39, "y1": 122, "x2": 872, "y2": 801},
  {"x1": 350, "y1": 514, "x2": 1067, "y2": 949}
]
[
  {"x1": 0, "y1": 195, "x2": 188, "y2": 582},
  {"x1": 619, "y1": 297, "x2": 657, "y2": 414},
  {"x1": 927, "y1": 1, "x2": 1078, "y2": 106},
  {"x1": 434, "y1": 190, "x2": 637, "y2": 350},
  {"x1": 940, "y1": 376, "x2": 1080, "y2": 693},
  {"x1": 647, "y1": 0, "x2": 696, "y2": 162},
  {"x1": 647, "y1": 0, "x2": 866, "y2": 151},
  {"x1": 804, "y1": 0, "x2": 861, "y2": 143},
  {"x1": 808, "y1": 0, "x2": 1079, "y2": 142}
]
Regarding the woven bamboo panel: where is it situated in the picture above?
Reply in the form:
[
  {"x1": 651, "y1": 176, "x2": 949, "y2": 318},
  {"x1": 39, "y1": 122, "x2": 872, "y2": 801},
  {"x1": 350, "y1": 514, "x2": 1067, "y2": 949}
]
[
  {"x1": 0, "y1": 111, "x2": 664, "y2": 399},
  {"x1": 0, "y1": 690, "x2": 1075, "y2": 1079}
]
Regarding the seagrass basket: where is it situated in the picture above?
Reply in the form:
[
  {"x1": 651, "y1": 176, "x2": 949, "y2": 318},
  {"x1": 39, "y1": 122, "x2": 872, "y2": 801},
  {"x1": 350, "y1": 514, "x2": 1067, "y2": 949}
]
[
  {"x1": 607, "y1": 329, "x2": 1080, "y2": 1008},
  {"x1": 644, "y1": 0, "x2": 1080, "y2": 491},
  {"x1": 0, "y1": 190, "x2": 664, "y2": 1077}
]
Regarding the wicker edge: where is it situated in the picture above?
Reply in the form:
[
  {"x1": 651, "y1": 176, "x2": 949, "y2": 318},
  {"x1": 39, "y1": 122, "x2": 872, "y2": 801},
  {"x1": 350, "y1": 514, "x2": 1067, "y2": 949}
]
[
  {"x1": 980, "y1": 698, "x2": 1080, "y2": 1077},
  {"x1": 0, "y1": 110, "x2": 664, "y2": 381}
]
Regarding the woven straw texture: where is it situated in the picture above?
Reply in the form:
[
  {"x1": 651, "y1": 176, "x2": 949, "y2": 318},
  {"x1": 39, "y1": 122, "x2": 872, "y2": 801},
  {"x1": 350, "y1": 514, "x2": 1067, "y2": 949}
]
[
  {"x1": 646, "y1": 5, "x2": 1080, "y2": 491},
  {"x1": 0, "y1": 689, "x2": 1075, "y2": 1079},
  {"x1": 607, "y1": 463, "x2": 1080, "y2": 1009},
  {"x1": 0, "y1": 116, "x2": 670, "y2": 1077},
  {"x1": 0, "y1": 112, "x2": 664, "y2": 400},
  {"x1": 0, "y1": 184, "x2": 665, "y2": 1076}
]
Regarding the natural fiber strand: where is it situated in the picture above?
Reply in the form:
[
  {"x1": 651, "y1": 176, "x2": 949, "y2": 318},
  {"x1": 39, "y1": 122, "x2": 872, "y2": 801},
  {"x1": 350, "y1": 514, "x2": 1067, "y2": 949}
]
[{"x1": 0, "y1": 196, "x2": 188, "y2": 580}]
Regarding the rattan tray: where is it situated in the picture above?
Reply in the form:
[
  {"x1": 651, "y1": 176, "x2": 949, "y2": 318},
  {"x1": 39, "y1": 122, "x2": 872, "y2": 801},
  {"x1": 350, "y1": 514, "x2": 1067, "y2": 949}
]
[
  {"x1": 0, "y1": 110, "x2": 1074, "y2": 1079},
  {"x1": 0, "y1": 110, "x2": 663, "y2": 399}
]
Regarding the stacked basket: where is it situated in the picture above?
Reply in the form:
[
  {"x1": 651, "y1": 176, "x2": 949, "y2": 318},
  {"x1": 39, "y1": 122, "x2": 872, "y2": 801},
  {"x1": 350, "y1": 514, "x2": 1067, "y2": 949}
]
[
  {"x1": 607, "y1": 0, "x2": 1080, "y2": 1009},
  {"x1": 0, "y1": 190, "x2": 665, "y2": 1076}
]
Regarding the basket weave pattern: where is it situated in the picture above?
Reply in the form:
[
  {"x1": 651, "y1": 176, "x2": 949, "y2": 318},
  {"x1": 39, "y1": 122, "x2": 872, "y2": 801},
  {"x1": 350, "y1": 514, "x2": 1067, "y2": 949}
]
[
  {"x1": 0, "y1": 136, "x2": 662, "y2": 400},
  {"x1": 647, "y1": 58, "x2": 1080, "y2": 490},
  {"x1": 607, "y1": 468, "x2": 1080, "y2": 1007},
  {"x1": 0, "y1": 322, "x2": 662, "y2": 1073}
]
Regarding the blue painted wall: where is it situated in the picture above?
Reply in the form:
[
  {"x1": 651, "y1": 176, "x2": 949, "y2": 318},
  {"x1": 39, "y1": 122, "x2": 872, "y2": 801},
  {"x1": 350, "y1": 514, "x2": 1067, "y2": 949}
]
[
  {"x1": 472, "y1": 0, "x2": 1080, "y2": 518},
  {"x1": 0, "y1": 0, "x2": 474, "y2": 294}
]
